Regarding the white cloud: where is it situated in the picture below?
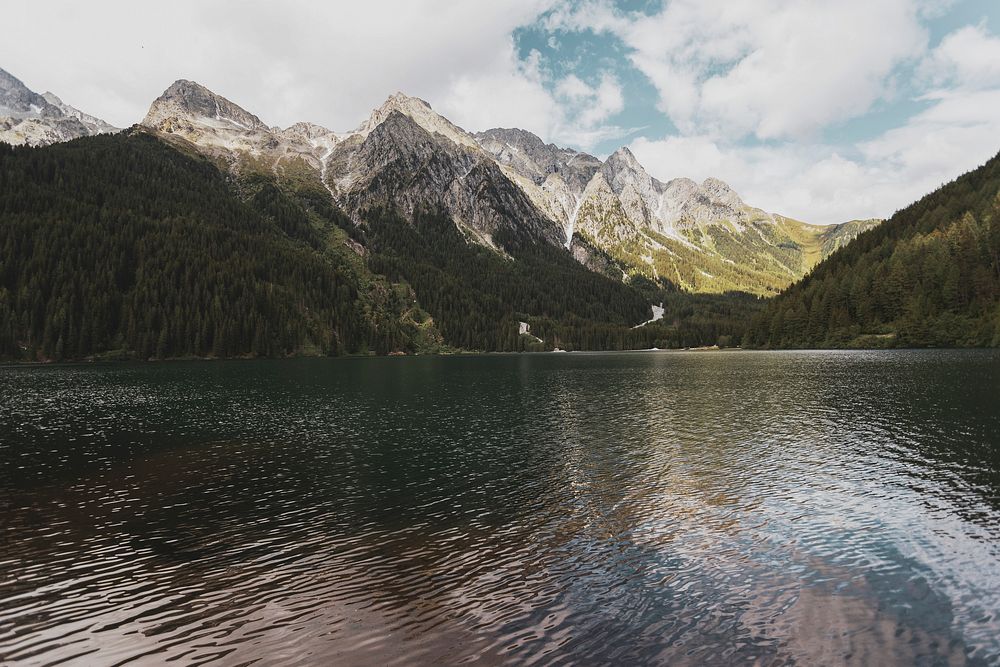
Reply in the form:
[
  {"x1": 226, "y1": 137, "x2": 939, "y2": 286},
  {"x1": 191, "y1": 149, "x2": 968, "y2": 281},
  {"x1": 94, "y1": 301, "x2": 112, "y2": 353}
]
[
  {"x1": 578, "y1": 73, "x2": 625, "y2": 127},
  {"x1": 919, "y1": 23, "x2": 1000, "y2": 90},
  {"x1": 440, "y1": 47, "x2": 557, "y2": 137},
  {"x1": 543, "y1": 0, "x2": 629, "y2": 35},
  {"x1": 630, "y1": 79, "x2": 1000, "y2": 226},
  {"x1": 554, "y1": 2, "x2": 1000, "y2": 224},
  {"x1": 438, "y1": 47, "x2": 629, "y2": 150},
  {"x1": 697, "y1": 1, "x2": 925, "y2": 140},
  {"x1": 551, "y1": 72, "x2": 624, "y2": 128},
  {"x1": 862, "y1": 87, "x2": 1000, "y2": 185},
  {"x1": 0, "y1": 0, "x2": 557, "y2": 133},
  {"x1": 555, "y1": 74, "x2": 594, "y2": 101},
  {"x1": 551, "y1": 0, "x2": 929, "y2": 141}
]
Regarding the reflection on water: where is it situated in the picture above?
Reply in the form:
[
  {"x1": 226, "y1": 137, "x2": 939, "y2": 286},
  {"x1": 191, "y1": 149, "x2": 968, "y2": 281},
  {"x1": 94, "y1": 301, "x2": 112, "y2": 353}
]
[{"x1": 1, "y1": 350, "x2": 999, "y2": 665}]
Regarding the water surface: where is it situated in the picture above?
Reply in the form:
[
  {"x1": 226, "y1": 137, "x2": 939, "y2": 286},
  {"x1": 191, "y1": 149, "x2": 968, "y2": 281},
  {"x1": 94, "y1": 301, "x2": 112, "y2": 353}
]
[{"x1": 2, "y1": 350, "x2": 999, "y2": 665}]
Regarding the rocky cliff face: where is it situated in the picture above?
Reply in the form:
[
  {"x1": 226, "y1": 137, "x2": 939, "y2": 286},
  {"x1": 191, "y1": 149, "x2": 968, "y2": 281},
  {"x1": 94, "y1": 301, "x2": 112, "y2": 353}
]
[
  {"x1": 0, "y1": 67, "x2": 118, "y2": 146},
  {"x1": 140, "y1": 83, "x2": 563, "y2": 249},
  {"x1": 0, "y1": 68, "x2": 52, "y2": 117},
  {"x1": 141, "y1": 79, "x2": 271, "y2": 147},
  {"x1": 475, "y1": 127, "x2": 602, "y2": 246},
  {"x1": 475, "y1": 127, "x2": 601, "y2": 192},
  {"x1": 141, "y1": 79, "x2": 348, "y2": 194},
  {"x1": 596, "y1": 147, "x2": 770, "y2": 236},
  {"x1": 41, "y1": 92, "x2": 119, "y2": 136},
  {"x1": 357, "y1": 92, "x2": 480, "y2": 150},
  {"x1": 469, "y1": 132, "x2": 871, "y2": 294},
  {"x1": 327, "y1": 110, "x2": 561, "y2": 247}
]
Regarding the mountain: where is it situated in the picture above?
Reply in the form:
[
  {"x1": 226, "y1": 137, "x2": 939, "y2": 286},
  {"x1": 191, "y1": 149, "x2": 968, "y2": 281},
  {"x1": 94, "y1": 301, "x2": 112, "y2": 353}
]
[
  {"x1": 818, "y1": 218, "x2": 882, "y2": 256},
  {"x1": 0, "y1": 130, "x2": 754, "y2": 361},
  {"x1": 747, "y1": 151, "x2": 1000, "y2": 348},
  {"x1": 41, "y1": 92, "x2": 118, "y2": 135},
  {"x1": 141, "y1": 79, "x2": 344, "y2": 182},
  {"x1": 474, "y1": 127, "x2": 601, "y2": 194},
  {"x1": 3, "y1": 73, "x2": 896, "y2": 359},
  {"x1": 0, "y1": 67, "x2": 118, "y2": 146},
  {"x1": 0, "y1": 133, "x2": 436, "y2": 360},
  {"x1": 1, "y1": 78, "x2": 756, "y2": 362},
  {"x1": 473, "y1": 127, "x2": 602, "y2": 245},
  {"x1": 325, "y1": 101, "x2": 564, "y2": 248},
  {"x1": 142, "y1": 83, "x2": 564, "y2": 249},
  {"x1": 0, "y1": 71, "x2": 876, "y2": 296},
  {"x1": 476, "y1": 133, "x2": 880, "y2": 295},
  {"x1": 356, "y1": 92, "x2": 480, "y2": 150}
]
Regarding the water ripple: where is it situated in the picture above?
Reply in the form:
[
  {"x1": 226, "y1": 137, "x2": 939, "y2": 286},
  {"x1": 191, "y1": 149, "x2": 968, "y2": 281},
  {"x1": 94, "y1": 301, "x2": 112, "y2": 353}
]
[{"x1": 1, "y1": 350, "x2": 999, "y2": 665}]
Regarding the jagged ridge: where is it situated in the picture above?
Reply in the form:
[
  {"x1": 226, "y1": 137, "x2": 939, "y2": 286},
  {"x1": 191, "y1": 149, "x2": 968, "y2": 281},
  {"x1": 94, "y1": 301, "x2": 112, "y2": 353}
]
[
  {"x1": 105, "y1": 74, "x2": 881, "y2": 295},
  {"x1": 0, "y1": 67, "x2": 119, "y2": 147}
]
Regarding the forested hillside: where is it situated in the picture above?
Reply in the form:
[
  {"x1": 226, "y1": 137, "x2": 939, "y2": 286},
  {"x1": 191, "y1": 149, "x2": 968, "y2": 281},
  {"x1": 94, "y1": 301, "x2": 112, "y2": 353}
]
[
  {"x1": 747, "y1": 152, "x2": 1000, "y2": 348},
  {"x1": 0, "y1": 133, "x2": 758, "y2": 361},
  {"x1": 0, "y1": 133, "x2": 417, "y2": 361},
  {"x1": 361, "y1": 207, "x2": 758, "y2": 350}
]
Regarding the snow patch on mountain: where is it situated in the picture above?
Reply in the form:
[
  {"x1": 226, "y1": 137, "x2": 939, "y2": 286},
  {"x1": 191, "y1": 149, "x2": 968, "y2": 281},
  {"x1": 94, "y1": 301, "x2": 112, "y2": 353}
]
[{"x1": 633, "y1": 303, "x2": 665, "y2": 328}]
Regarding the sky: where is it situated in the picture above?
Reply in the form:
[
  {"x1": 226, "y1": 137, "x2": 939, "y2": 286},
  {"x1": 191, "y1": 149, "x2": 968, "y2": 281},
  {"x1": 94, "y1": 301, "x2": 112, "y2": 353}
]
[{"x1": 3, "y1": 0, "x2": 1000, "y2": 224}]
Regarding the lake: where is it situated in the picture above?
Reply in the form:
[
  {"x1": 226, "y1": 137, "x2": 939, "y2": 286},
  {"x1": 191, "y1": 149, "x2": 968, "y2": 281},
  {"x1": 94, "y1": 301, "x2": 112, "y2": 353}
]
[{"x1": 2, "y1": 350, "x2": 999, "y2": 665}]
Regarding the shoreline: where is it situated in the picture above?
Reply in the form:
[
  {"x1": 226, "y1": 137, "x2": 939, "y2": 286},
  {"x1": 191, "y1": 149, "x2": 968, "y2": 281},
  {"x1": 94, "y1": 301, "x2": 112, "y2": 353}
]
[{"x1": 3, "y1": 345, "x2": 997, "y2": 368}]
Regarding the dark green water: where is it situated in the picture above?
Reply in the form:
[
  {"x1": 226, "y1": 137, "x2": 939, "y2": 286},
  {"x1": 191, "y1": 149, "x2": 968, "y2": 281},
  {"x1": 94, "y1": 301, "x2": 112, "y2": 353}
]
[{"x1": 1, "y1": 350, "x2": 999, "y2": 665}]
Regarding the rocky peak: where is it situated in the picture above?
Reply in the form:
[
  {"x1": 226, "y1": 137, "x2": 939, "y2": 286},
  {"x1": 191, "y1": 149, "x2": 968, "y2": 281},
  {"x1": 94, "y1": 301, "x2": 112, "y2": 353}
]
[
  {"x1": 357, "y1": 109, "x2": 450, "y2": 165},
  {"x1": 601, "y1": 147, "x2": 659, "y2": 194},
  {"x1": 328, "y1": 107, "x2": 561, "y2": 248},
  {"x1": 599, "y1": 146, "x2": 663, "y2": 226},
  {"x1": 477, "y1": 127, "x2": 546, "y2": 152},
  {"x1": 603, "y1": 146, "x2": 643, "y2": 172},
  {"x1": 41, "y1": 91, "x2": 118, "y2": 135},
  {"x1": 0, "y1": 67, "x2": 54, "y2": 117},
  {"x1": 40, "y1": 92, "x2": 63, "y2": 106},
  {"x1": 143, "y1": 79, "x2": 269, "y2": 133},
  {"x1": 700, "y1": 177, "x2": 744, "y2": 209},
  {"x1": 283, "y1": 121, "x2": 337, "y2": 140},
  {"x1": 387, "y1": 91, "x2": 432, "y2": 109},
  {"x1": 355, "y1": 91, "x2": 478, "y2": 149},
  {"x1": 1, "y1": 66, "x2": 117, "y2": 146},
  {"x1": 362, "y1": 92, "x2": 433, "y2": 124},
  {"x1": 662, "y1": 177, "x2": 699, "y2": 198},
  {"x1": 279, "y1": 121, "x2": 343, "y2": 158},
  {"x1": 475, "y1": 127, "x2": 601, "y2": 192}
]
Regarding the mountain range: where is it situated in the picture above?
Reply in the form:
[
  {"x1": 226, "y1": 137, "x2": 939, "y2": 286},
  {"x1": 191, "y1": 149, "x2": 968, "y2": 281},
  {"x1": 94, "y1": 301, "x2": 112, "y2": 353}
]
[
  {"x1": 142, "y1": 78, "x2": 882, "y2": 295},
  {"x1": 1, "y1": 67, "x2": 877, "y2": 297}
]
